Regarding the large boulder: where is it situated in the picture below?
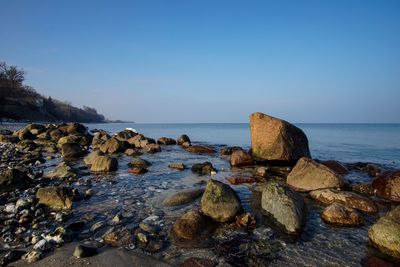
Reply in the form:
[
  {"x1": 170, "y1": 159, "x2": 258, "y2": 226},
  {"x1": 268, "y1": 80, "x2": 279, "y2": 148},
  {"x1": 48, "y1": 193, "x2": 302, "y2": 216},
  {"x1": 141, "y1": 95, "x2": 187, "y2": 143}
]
[
  {"x1": 369, "y1": 206, "x2": 400, "y2": 259},
  {"x1": 36, "y1": 186, "x2": 73, "y2": 210},
  {"x1": 99, "y1": 138, "x2": 125, "y2": 154},
  {"x1": 177, "y1": 134, "x2": 191, "y2": 146},
  {"x1": 144, "y1": 144, "x2": 161, "y2": 153},
  {"x1": 287, "y1": 157, "x2": 345, "y2": 192},
  {"x1": 200, "y1": 179, "x2": 242, "y2": 222},
  {"x1": 0, "y1": 168, "x2": 30, "y2": 193},
  {"x1": 371, "y1": 170, "x2": 400, "y2": 202},
  {"x1": 321, "y1": 202, "x2": 363, "y2": 226},
  {"x1": 115, "y1": 129, "x2": 137, "y2": 141},
  {"x1": 172, "y1": 210, "x2": 206, "y2": 240},
  {"x1": 60, "y1": 143, "x2": 86, "y2": 159},
  {"x1": 249, "y1": 112, "x2": 311, "y2": 162},
  {"x1": 84, "y1": 151, "x2": 118, "y2": 172},
  {"x1": 66, "y1": 122, "x2": 87, "y2": 135},
  {"x1": 92, "y1": 130, "x2": 110, "y2": 147},
  {"x1": 230, "y1": 150, "x2": 253, "y2": 167},
  {"x1": 309, "y1": 188, "x2": 378, "y2": 213},
  {"x1": 46, "y1": 162, "x2": 77, "y2": 179},
  {"x1": 261, "y1": 182, "x2": 305, "y2": 234},
  {"x1": 14, "y1": 128, "x2": 35, "y2": 141}
]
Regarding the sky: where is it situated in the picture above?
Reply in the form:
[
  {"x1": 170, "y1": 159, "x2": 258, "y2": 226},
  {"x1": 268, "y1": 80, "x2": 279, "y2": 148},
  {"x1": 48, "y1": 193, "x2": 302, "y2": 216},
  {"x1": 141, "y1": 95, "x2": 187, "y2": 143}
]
[{"x1": 1, "y1": 0, "x2": 400, "y2": 123}]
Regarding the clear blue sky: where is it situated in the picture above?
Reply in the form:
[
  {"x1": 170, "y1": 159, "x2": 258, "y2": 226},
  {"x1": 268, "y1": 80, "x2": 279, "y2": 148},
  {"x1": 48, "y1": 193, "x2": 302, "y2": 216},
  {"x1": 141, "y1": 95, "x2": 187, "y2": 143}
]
[{"x1": 1, "y1": 0, "x2": 399, "y2": 123}]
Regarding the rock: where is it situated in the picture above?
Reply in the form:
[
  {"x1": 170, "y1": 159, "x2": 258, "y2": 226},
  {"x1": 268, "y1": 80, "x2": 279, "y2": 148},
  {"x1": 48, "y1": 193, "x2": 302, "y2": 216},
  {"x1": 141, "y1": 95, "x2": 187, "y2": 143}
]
[
  {"x1": 26, "y1": 123, "x2": 46, "y2": 134},
  {"x1": 92, "y1": 130, "x2": 110, "y2": 146},
  {"x1": 5, "y1": 203, "x2": 16, "y2": 213},
  {"x1": 73, "y1": 244, "x2": 99, "y2": 258},
  {"x1": 254, "y1": 166, "x2": 269, "y2": 178},
  {"x1": 201, "y1": 179, "x2": 242, "y2": 222},
  {"x1": 230, "y1": 150, "x2": 253, "y2": 167},
  {"x1": 352, "y1": 183, "x2": 375, "y2": 195},
  {"x1": 181, "y1": 141, "x2": 191, "y2": 148},
  {"x1": 157, "y1": 137, "x2": 177, "y2": 145},
  {"x1": 104, "y1": 227, "x2": 133, "y2": 247},
  {"x1": 0, "y1": 250, "x2": 25, "y2": 266},
  {"x1": 144, "y1": 144, "x2": 161, "y2": 153},
  {"x1": 371, "y1": 170, "x2": 400, "y2": 202},
  {"x1": 321, "y1": 202, "x2": 363, "y2": 226},
  {"x1": 85, "y1": 151, "x2": 118, "y2": 172},
  {"x1": 84, "y1": 150, "x2": 103, "y2": 165},
  {"x1": 125, "y1": 148, "x2": 142, "y2": 156},
  {"x1": 67, "y1": 122, "x2": 87, "y2": 134},
  {"x1": 36, "y1": 186, "x2": 73, "y2": 210},
  {"x1": 172, "y1": 210, "x2": 206, "y2": 240},
  {"x1": 309, "y1": 188, "x2": 378, "y2": 213},
  {"x1": 227, "y1": 176, "x2": 256, "y2": 185},
  {"x1": 220, "y1": 146, "x2": 243, "y2": 156},
  {"x1": 14, "y1": 128, "x2": 35, "y2": 141},
  {"x1": 33, "y1": 239, "x2": 52, "y2": 251},
  {"x1": 177, "y1": 134, "x2": 191, "y2": 146},
  {"x1": 235, "y1": 213, "x2": 256, "y2": 230},
  {"x1": 322, "y1": 160, "x2": 349, "y2": 175},
  {"x1": 369, "y1": 206, "x2": 400, "y2": 259},
  {"x1": 249, "y1": 112, "x2": 311, "y2": 162},
  {"x1": 182, "y1": 258, "x2": 216, "y2": 267},
  {"x1": 163, "y1": 188, "x2": 205, "y2": 206},
  {"x1": 127, "y1": 134, "x2": 155, "y2": 148},
  {"x1": 129, "y1": 158, "x2": 151, "y2": 168},
  {"x1": 287, "y1": 157, "x2": 345, "y2": 192},
  {"x1": 185, "y1": 145, "x2": 216, "y2": 154},
  {"x1": 46, "y1": 162, "x2": 77, "y2": 179},
  {"x1": 168, "y1": 163, "x2": 186, "y2": 170},
  {"x1": 22, "y1": 250, "x2": 43, "y2": 263},
  {"x1": 0, "y1": 168, "x2": 30, "y2": 193},
  {"x1": 99, "y1": 138, "x2": 125, "y2": 154},
  {"x1": 128, "y1": 167, "x2": 148, "y2": 175},
  {"x1": 361, "y1": 256, "x2": 395, "y2": 267},
  {"x1": 60, "y1": 142, "x2": 86, "y2": 159},
  {"x1": 191, "y1": 162, "x2": 217, "y2": 176},
  {"x1": 50, "y1": 129, "x2": 65, "y2": 141},
  {"x1": 115, "y1": 129, "x2": 137, "y2": 141},
  {"x1": 261, "y1": 182, "x2": 305, "y2": 234}
]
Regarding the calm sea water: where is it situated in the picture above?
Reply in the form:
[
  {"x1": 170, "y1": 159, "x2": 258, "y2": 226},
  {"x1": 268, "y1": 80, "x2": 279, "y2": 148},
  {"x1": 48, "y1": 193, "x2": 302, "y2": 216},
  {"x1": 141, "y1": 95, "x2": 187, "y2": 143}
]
[{"x1": 87, "y1": 123, "x2": 400, "y2": 168}]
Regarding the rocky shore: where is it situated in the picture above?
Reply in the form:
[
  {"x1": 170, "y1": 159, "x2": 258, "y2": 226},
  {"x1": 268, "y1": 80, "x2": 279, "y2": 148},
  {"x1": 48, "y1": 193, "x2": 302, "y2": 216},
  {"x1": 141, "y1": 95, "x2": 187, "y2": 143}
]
[{"x1": 0, "y1": 113, "x2": 399, "y2": 266}]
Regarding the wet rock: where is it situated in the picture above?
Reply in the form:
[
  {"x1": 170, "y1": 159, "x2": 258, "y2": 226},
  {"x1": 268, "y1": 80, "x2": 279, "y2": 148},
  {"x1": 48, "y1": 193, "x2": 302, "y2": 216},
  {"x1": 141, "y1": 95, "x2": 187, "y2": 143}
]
[
  {"x1": 129, "y1": 158, "x2": 151, "y2": 168},
  {"x1": 46, "y1": 162, "x2": 77, "y2": 179},
  {"x1": 352, "y1": 183, "x2": 375, "y2": 196},
  {"x1": 172, "y1": 210, "x2": 206, "y2": 240},
  {"x1": 182, "y1": 258, "x2": 216, "y2": 267},
  {"x1": 36, "y1": 186, "x2": 73, "y2": 210},
  {"x1": 49, "y1": 129, "x2": 65, "y2": 141},
  {"x1": 92, "y1": 130, "x2": 110, "y2": 146},
  {"x1": 322, "y1": 160, "x2": 349, "y2": 175},
  {"x1": 254, "y1": 166, "x2": 269, "y2": 178},
  {"x1": 261, "y1": 182, "x2": 305, "y2": 234},
  {"x1": 230, "y1": 150, "x2": 253, "y2": 167},
  {"x1": 144, "y1": 143, "x2": 161, "y2": 153},
  {"x1": 128, "y1": 167, "x2": 148, "y2": 175},
  {"x1": 361, "y1": 255, "x2": 395, "y2": 267},
  {"x1": 157, "y1": 137, "x2": 177, "y2": 145},
  {"x1": 220, "y1": 146, "x2": 243, "y2": 156},
  {"x1": 0, "y1": 168, "x2": 30, "y2": 193},
  {"x1": 127, "y1": 134, "x2": 155, "y2": 148},
  {"x1": 168, "y1": 163, "x2": 186, "y2": 170},
  {"x1": 371, "y1": 170, "x2": 400, "y2": 202},
  {"x1": 115, "y1": 129, "x2": 137, "y2": 141},
  {"x1": 287, "y1": 157, "x2": 345, "y2": 192},
  {"x1": 99, "y1": 137, "x2": 125, "y2": 154},
  {"x1": 309, "y1": 188, "x2": 378, "y2": 213},
  {"x1": 67, "y1": 122, "x2": 87, "y2": 135},
  {"x1": 22, "y1": 250, "x2": 43, "y2": 263},
  {"x1": 104, "y1": 227, "x2": 133, "y2": 247},
  {"x1": 163, "y1": 188, "x2": 205, "y2": 207},
  {"x1": 364, "y1": 163, "x2": 382, "y2": 177},
  {"x1": 33, "y1": 239, "x2": 52, "y2": 251},
  {"x1": 73, "y1": 244, "x2": 99, "y2": 258},
  {"x1": 60, "y1": 142, "x2": 86, "y2": 159},
  {"x1": 369, "y1": 206, "x2": 400, "y2": 259},
  {"x1": 44, "y1": 227, "x2": 72, "y2": 244},
  {"x1": 177, "y1": 134, "x2": 191, "y2": 146},
  {"x1": 191, "y1": 162, "x2": 217, "y2": 175},
  {"x1": 201, "y1": 179, "x2": 242, "y2": 222},
  {"x1": 235, "y1": 212, "x2": 256, "y2": 230},
  {"x1": 227, "y1": 176, "x2": 256, "y2": 185},
  {"x1": 125, "y1": 148, "x2": 142, "y2": 156},
  {"x1": 0, "y1": 250, "x2": 25, "y2": 266},
  {"x1": 90, "y1": 154, "x2": 118, "y2": 172},
  {"x1": 249, "y1": 112, "x2": 311, "y2": 162},
  {"x1": 185, "y1": 145, "x2": 216, "y2": 154},
  {"x1": 321, "y1": 202, "x2": 363, "y2": 226},
  {"x1": 14, "y1": 128, "x2": 35, "y2": 141}
]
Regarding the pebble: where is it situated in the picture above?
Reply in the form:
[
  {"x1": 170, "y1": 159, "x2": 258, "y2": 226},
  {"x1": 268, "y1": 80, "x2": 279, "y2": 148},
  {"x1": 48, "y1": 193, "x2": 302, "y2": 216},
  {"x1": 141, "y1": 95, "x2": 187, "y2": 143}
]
[
  {"x1": 5, "y1": 204, "x2": 16, "y2": 213},
  {"x1": 22, "y1": 250, "x2": 43, "y2": 263},
  {"x1": 33, "y1": 239, "x2": 52, "y2": 251}
]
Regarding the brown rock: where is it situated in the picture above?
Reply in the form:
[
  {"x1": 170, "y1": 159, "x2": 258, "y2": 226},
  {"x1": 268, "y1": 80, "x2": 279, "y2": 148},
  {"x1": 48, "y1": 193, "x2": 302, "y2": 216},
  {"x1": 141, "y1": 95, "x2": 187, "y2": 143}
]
[
  {"x1": 66, "y1": 122, "x2": 87, "y2": 134},
  {"x1": 322, "y1": 160, "x2": 349, "y2": 175},
  {"x1": 90, "y1": 155, "x2": 118, "y2": 172},
  {"x1": 287, "y1": 157, "x2": 345, "y2": 192},
  {"x1": 144, "y1": 144, "x2": 161, "y2": 153},
  {"x1": 60, "y1": 143, "x2": 86, "y2": 159},
  {"x1": 185, "y1": 146, "x2": 216, "y2": 154},
  {"x1": 124, "y1": 148, "x2": 142, "y2": 156},
  {"x1": 36, "y1": 186, "x2": 73, "y2": 210},
  {"x1": 249, "y1": 112, "x2": 311, "y2": 162},
  {"x1": 227, "y1": 176, "x2": 255, "y2": 185},
  {"x1": 163, "y1": 188, "x2": 205, "y2": 207},
  {"x1": 177, "y1": 134, "x2": 191, "y2": 146},
  {"x1": 230, "y1": 150, "x2": 253, "y2": 167},
  {"x1": 309, "y1": 188, "x2": 378, "y2": 213},
  {"x1": 157, "y1": 137, "x2": 177, "y2": 145},
  {"x1": 361, "y1": 256, "x2": 395, "y2": 267},
  {"x1": 321, "y1": 202, "x2": 363, "y2": 226},
  {"x1": 172, "y1": 210, "x2": 206, "y2": 240},
  {"x1": 104, "y1": 228, "x2": 133, "y2": 247},
  {"x1": 371, "y1": 170, "x2": 400, "y2": 202},
  {"x1": 220, "y1": 146, "x2": 243, "y2": 156},
  {"x1": 235, "y1": 213, "x2": 256, "y2": 230},
  {"x1": 168, "y1": 163, "x2": 186, "y2": 170},
  {"x1": 128, "y1": 167, "x2": 148, "y2": 174},
  {"x1": 99, "y1": 138, "x2": 125, "y2": 154}
]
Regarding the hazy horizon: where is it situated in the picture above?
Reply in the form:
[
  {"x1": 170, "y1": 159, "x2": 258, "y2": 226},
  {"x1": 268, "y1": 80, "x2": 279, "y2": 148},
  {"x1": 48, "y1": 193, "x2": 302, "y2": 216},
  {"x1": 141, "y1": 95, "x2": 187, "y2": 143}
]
[{"x1": 2, "y1": 0, "x2": 400, "y2": 123}]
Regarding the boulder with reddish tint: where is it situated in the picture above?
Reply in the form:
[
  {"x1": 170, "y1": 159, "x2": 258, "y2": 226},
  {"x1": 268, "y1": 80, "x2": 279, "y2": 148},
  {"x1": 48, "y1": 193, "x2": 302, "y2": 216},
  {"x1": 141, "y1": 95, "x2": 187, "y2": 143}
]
[
  {"x1": 322, "y1": 160, "x2": 349, "y2": 175},
  {"x1": 185, "y1": 145, "x2": 216, "y2": 154},
  {"x1": 144, "y1": 144, "x2": 161, "y2": 153},
  {"x1": 371, "y1": 170, "x2": 400, "y2": 202},
  {"x1": 227, "y1": 176, "x2": 255, "y2": 185},
  {"x1": 249, "y1": 112, "x2": 311, "y2": 162},
  {"x1": 172, "y1": 210, "x2": 206, "y2": 240},
  {"x1": 287, "y1": 157, "x2": 345, "y2": 192},
  {"x1": 321, "y1": 202, "x2": 363, "y2": 226},
  {"x1": 309, "y1": 188, "x2": 378, "y2": 213},
  {"x1": 168, "y1": 163, "x2": 186, "y2": 170},
  {"x1": 128, "y1": 167, "x2": 148, "y2": 175},
  {"x1": 230, "y1": 150, "x2": 253, "y2": 167}
]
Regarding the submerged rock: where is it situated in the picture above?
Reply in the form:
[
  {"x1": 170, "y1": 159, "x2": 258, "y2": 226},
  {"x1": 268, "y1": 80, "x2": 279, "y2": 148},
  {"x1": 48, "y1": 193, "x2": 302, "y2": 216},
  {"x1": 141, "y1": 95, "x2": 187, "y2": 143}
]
[
  {"x1": 172, "y1": 210, "x2": 206, "y2": 240},
  {"x1": 128, "y1": 167, "x2": 148, "y2": 175},
  {"x1": 185, "y1": 145, "x2": 216, "y2": 154},
  {"x1": 309, "y1": 188, "x2": 378, "y2": 213},
  {"x1": 230, "y1": 150, "x2": 253, "y2": 167},
  {"x1": 163, "y1": 188, "x2": 205, "y2": 206},
  {"x1": 46, "y1": 162, "x2": 77, "y2": 179},
  {"x1": 168, "y1": 163, "x2": 186, "y2": 170},
  {"x1": 144, "y1": 143, "x2": 161, "y2": 153},
  {"x1": 321, "y1": 202, "x2": 363, "y2": 226},
  {"x1": 227, "y1": 176, "x2": 256, "y2": 185},
  {"x1": 220, "y1": 146, "x2": 243, "y2": 156},
  {"x1": 371, "y1": 170, "x2": 400, "y2": 202},
  {"x1": 287, "y1": 157, "x2": 345, "y2": 192},
  {"x1": 104, "y1": 227, "x2": 133, "y2": 247},
  {"x1": 261, "y1": 182, "x2": 305, "y2": 234},
  {"x1": 369, "y1": 206, "x2": 400, "y2": 259},
  {"x1": 249, "y1": 112, "x2": 311, "y2": 162},
  {"x1": 36, "y1": 186, "x2": 73, "y2": 210},
  {"x1": 129, "y1": 158, "x2": 151, "y2": 168},
  {"x1": 157, "y1": 137, "x2": 177, "y2": 145},
  {"x1": 191, "y1": 162, "x2": 216, "y2": 176},
  {"x1": 201, "y1": 179, "x2": 242, "y2": 222}
]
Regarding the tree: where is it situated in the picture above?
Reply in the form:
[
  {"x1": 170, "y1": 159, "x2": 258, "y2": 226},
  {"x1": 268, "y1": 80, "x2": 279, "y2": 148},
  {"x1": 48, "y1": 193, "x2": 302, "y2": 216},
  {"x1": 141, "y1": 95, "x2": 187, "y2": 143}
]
[{"x1": 0, "y1": 61, "x2": 25, "y2": 88}]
